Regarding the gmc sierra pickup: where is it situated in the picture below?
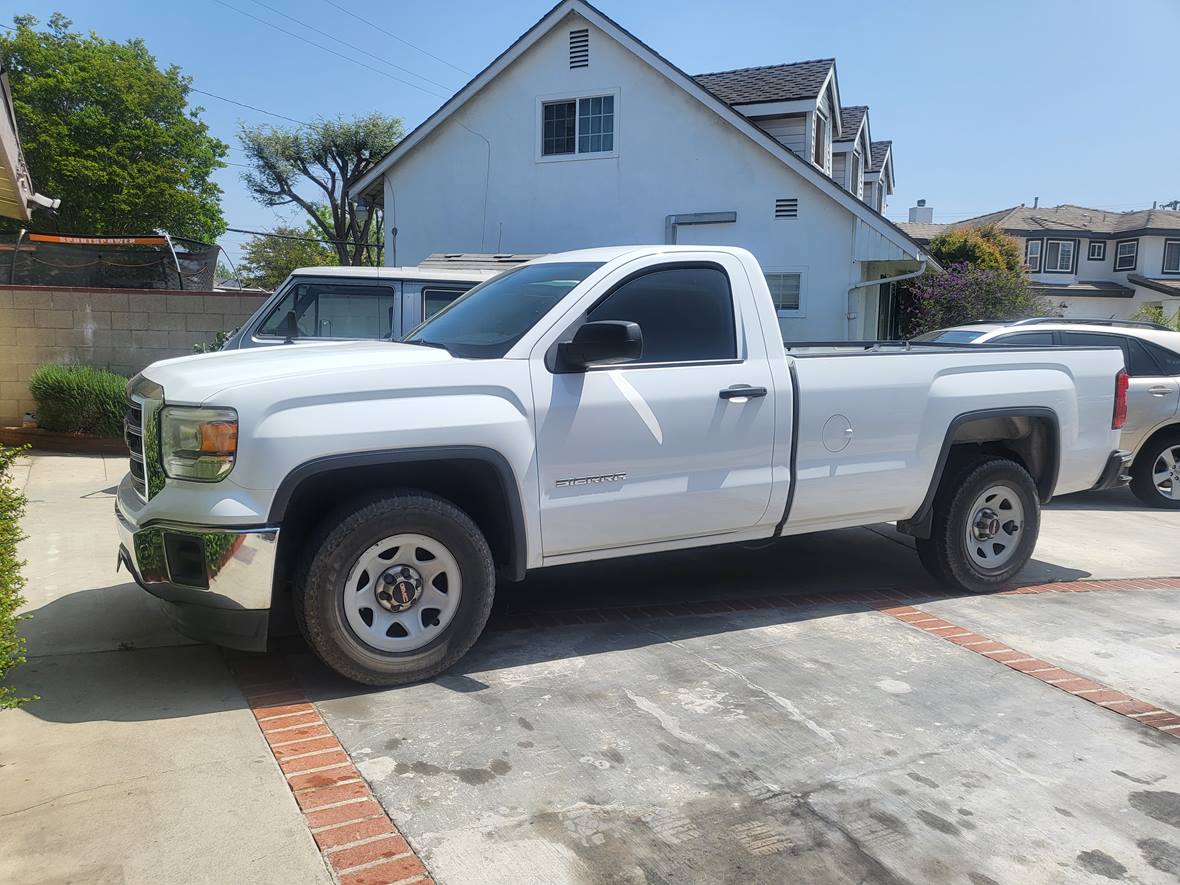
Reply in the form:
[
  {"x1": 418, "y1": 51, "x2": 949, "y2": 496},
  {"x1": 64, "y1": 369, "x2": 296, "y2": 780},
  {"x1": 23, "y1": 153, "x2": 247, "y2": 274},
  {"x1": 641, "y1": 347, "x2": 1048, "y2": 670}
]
[{"x1": 116, "y1": 246, "x2": 1131, "y2": 685}]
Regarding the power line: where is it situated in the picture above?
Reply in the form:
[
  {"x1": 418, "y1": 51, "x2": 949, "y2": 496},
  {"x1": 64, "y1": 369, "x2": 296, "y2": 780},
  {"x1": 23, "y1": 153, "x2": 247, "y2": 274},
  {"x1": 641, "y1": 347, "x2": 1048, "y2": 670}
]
[
  {"x1": 190, "y1": 87, "x2": 312, "y2": 127},
  {"x1": 244, "y1": 0, "x2": 458, "y2": 93},
  {"x1": 320, "y1": 0, "x2": 472, "y2": 76},
  {"x1": 211, "y1": 0, "x2": 451, "y2": 100}
]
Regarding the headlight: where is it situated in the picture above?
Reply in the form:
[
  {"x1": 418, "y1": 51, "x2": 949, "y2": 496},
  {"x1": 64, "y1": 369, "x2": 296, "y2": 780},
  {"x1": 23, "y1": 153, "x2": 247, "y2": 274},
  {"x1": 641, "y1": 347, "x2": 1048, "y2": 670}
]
[{"x1": 160, "y1": 407, "x2": 238, "y2": 482}]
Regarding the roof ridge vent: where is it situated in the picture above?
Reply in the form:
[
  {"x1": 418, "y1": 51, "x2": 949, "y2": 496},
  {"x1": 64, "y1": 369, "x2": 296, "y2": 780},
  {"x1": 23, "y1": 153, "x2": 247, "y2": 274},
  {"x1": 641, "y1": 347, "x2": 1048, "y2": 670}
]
[{"x1": 569, "y1": 28, "x2": 589, "y2": 69}]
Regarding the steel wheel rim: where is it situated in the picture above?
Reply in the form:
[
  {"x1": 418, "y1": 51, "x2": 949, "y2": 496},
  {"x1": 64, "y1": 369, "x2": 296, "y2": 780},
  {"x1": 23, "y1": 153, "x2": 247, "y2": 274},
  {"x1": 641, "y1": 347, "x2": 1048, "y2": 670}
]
[
  {"x1": 964, "y1": 484, "x2": 1025, "y2": 573},
  {"x1": 343, "y1": 533, "x2": 462, "y2": 652},
  {"x1": 1151, "y1": 445, "x2": 1180, "y2": 501}
]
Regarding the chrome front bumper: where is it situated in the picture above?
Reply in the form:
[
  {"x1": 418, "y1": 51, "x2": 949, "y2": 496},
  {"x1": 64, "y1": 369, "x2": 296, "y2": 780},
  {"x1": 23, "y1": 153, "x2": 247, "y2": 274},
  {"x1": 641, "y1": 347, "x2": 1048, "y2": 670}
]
[{"x1": 116, "y1": 501, "x2": 279, "y2": 650}]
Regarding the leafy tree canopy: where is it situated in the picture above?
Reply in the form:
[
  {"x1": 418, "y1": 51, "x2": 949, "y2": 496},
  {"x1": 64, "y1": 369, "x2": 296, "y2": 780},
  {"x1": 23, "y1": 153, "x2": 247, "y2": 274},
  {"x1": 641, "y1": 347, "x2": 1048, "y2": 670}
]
[
  {"x1": 239, "y1": 113, "x2": 401, "y2": 265},
  {"x1": 235, "y1": 219, "x2": 336, "y2": 290},
  {"x1": 0, "y1": 13, "x2": 227, "y2": 241},
  {"x1": 925, "y1": 224, "x2": 1024, "y2": 274}
]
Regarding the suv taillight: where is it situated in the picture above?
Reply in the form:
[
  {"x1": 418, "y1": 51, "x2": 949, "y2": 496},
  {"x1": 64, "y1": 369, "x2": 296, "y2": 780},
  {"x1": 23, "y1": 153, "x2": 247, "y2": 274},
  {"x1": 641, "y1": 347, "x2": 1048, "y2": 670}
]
[{"x1": 1113, "y1": 369, "x2": 1129, "y2": 430}]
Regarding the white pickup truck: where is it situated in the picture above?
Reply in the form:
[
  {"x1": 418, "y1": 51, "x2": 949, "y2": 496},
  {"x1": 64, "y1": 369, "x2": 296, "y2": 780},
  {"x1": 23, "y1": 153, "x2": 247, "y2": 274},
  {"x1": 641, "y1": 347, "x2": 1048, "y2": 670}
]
[{"x1": 116, "y1": 246, "x2": 1131, "y2": 685}]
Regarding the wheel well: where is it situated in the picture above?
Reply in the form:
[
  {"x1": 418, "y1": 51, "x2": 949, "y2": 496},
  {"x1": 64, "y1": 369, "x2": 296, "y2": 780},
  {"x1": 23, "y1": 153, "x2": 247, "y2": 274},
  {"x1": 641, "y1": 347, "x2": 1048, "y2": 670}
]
[
  {"x1": 946, "y1": 414, "x2": 1056, "y2": 500},
  {"x1": 273, "y1": 458, "x2": 524, "y2": 599},
  {"x1": 1133, "y1": 422, "x2": 1180, "y2": 464},
  {"x1": 897, "y1": 411, "x2": 1057, "y2": 539}
]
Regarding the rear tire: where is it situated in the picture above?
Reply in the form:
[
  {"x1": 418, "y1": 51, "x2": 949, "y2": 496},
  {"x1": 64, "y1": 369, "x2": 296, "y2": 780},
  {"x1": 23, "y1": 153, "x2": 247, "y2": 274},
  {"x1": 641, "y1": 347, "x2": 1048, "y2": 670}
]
[
  {"x1": 294, "y1": 491, "x2": 495, "y2": 686},
  {"x1": 914, "y1": 455, "x2": 1040, "y2": 594},
  {"x1": 1129, "y1": 433, "x2": 1180, "y2": 509}
]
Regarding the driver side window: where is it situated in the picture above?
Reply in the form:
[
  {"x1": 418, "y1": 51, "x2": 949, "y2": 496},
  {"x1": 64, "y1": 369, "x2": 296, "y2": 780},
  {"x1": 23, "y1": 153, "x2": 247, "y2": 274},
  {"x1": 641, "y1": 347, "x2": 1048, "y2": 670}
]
[{"x1": 586, "y1": 266, "x2": 737, "y2": 364}]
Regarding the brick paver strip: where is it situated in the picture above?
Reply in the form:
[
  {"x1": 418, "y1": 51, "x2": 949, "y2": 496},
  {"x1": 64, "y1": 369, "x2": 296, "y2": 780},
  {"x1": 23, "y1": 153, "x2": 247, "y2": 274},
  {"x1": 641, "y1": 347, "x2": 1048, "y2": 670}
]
[
  {"x1": 875, "y1": 594, "x2": 1180, "y2": 740},
  {"x1": 227, "y1": 655, "x2": 435, "y2": 885}
]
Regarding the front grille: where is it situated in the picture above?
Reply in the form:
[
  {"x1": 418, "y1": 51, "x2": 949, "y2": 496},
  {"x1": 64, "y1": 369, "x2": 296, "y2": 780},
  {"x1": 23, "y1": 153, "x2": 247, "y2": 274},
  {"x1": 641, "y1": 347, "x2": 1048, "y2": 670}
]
[{"x1": 126, "y1": 397, "x2": 147, "y2": 499}]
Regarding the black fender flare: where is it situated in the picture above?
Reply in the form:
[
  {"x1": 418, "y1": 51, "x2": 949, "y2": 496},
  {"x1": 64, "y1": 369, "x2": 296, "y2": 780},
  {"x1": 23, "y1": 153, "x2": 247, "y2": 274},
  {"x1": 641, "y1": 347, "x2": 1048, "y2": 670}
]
[
  {"x1": 267, "y1": 445, "x2": 528, "y2": 581},
  {"x1": 897, "y1": 407, "x2": 1059, "y2": 540}
]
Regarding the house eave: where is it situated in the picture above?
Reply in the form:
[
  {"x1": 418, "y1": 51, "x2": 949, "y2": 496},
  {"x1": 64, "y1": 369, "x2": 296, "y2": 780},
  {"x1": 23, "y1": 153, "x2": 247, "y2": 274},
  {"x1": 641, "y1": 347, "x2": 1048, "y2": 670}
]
[{"x1": 351, "y1": 0, "x2": 927, "y2": 264}]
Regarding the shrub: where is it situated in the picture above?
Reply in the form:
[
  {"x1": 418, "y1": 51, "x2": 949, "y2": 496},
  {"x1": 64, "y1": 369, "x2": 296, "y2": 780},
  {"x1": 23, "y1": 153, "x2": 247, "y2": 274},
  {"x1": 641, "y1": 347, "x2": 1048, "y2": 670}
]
[
  {"x1": 0, "y1": 444, "x2": 31, "y2": 710},
  {"x1": 926, "y1": 224, "x2": 1025, "y2": 274},
  {"x1": 901, "y1": 262, "x2": 1054, "y2": 338},
  {"x1": 193, "y1": 329, "x2": 232, "y2": 353},
  {"x1": 1131, "y1": 304, "x2": 1180, "y2": 331},
  {"x1": 28, "y1": 364, "x2": 128, "y2": 438}
]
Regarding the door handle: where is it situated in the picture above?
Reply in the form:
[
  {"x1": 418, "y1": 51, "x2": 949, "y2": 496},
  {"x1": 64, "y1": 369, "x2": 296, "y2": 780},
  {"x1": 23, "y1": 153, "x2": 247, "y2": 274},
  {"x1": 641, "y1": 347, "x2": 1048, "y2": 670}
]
[
  {"x1": 1148, "y1": 386, "x2": 1171, "y2": 396},
  {"x1": 719, "y1": 385, "x2": 768, "y2": 401}
]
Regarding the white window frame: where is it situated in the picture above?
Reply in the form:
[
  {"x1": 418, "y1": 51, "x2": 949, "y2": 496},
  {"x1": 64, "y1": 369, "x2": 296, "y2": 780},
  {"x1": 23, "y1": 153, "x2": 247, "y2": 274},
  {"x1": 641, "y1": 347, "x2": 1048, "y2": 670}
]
[
  {"x1": 1114, "y1": 238, "x2": 1138, "y2": 271},
  {"x1": 1024, "y1": 239, "x2": 1042, "y2": 273},
  {"x1": 812, "y1": 111, "x2": 830, "y2": 172},
  {"x1": 1087, "y1": 241, "x2": 1106, "y2": 261},
  {"x1": 1044, "y1": 238, "x2": 1075, "y2": 273},
  {"x1": 763, "y1": 267, "x2": 806, "y2": 318},
  {"x1": 536, "y1": 89, "x2": 620, "y2": 163},
  {"x1": 1162, "y1": 239, "x2": 1180, "y2": 274}
]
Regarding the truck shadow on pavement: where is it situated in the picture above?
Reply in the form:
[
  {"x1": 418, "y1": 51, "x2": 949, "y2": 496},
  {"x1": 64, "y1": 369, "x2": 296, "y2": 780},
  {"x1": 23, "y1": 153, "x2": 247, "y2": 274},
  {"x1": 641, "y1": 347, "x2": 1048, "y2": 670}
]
[{"x1": 12, "y1": 525, "x2": 1091, "y2": 722}]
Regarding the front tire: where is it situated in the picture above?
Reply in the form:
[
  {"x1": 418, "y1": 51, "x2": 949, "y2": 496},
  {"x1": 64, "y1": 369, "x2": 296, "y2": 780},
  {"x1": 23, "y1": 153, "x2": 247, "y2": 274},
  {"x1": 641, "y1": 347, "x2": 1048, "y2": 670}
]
[
  {"x1": 294, "y1": 492, "x2": 495, "y2": 686},
  {"x1": 1129, "y1": 433, "x2": 1180, "y2": 509},
  {"x1": 915, "y1": 455, "x2": 1040, "y2": 594}
]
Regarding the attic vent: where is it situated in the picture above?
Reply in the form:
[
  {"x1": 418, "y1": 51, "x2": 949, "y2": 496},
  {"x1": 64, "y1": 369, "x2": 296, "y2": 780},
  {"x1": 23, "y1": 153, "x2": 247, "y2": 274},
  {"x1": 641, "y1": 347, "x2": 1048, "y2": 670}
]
[
  {"x1": 774, "y1": 198, "x2": 798, "y2": 219},
  {"x1": 569, "y1": 28, "x2": 589, "y2": 68}
]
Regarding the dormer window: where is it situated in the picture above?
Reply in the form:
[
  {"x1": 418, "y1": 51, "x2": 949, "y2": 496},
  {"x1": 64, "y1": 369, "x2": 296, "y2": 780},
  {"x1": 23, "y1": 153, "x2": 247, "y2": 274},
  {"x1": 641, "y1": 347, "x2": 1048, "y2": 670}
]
[
  {"x1": 849, "y1": 151, "x2": 861, "y2": 197},
  {"x1": 813, "y1": 111, "x2": 829, "y2": 169}
]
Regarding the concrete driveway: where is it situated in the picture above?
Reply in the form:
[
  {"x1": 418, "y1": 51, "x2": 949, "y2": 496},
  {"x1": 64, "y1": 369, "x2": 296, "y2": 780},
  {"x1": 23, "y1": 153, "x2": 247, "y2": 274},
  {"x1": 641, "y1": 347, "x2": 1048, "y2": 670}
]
[{"x1": 2, "y1": 453, "x2": 1178, "y2": 884}]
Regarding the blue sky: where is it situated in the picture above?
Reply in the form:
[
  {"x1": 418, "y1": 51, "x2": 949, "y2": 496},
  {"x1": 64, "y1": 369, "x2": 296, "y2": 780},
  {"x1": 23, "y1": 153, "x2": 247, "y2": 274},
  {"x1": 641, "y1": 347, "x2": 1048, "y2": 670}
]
[{"x1": 10, "y1": 0, "x2": 1180, "y2": 262}]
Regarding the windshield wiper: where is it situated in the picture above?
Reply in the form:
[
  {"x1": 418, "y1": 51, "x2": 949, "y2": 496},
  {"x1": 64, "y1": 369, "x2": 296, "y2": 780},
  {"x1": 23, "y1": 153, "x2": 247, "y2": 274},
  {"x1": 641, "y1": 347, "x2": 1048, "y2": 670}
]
[{"x1": 403, "y1": 338, "x2": 452, "y2": 355}]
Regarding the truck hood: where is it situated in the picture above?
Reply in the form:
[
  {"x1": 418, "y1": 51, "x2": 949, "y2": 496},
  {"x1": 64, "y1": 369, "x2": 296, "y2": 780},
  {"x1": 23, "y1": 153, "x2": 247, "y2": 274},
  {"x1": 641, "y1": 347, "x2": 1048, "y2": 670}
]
[{"x1": 139, "y1": 341, "x2": 452, "y2": 404}]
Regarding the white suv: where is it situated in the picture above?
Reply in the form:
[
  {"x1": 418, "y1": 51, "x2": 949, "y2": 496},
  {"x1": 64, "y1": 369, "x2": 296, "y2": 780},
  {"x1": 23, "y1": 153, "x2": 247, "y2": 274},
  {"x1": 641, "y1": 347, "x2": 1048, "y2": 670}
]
[{"x1": 915, "y1": 319, "x2": 1180, "y2": 508}]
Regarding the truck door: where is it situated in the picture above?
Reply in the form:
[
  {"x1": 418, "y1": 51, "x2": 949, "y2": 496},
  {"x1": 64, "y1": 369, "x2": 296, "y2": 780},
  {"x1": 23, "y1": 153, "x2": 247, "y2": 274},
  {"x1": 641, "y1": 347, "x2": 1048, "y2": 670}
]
[{"x1": 529, "y1": 257, "x2": 777, "y2": 556}]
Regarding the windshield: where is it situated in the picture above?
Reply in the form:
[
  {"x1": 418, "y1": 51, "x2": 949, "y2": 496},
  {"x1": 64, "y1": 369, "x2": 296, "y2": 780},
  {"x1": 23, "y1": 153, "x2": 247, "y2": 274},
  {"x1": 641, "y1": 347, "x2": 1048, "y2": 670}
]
[
  {"x1": 403, "y1": 262, "x2": 602, "y2": 359},
  {"x1": 911, "y1": 329, "x2": 987, "y2": 343}
]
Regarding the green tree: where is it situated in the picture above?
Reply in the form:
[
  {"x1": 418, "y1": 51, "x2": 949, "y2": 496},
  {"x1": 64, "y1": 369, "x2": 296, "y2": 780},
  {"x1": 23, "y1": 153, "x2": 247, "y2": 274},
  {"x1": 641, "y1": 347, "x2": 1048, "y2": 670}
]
[
  {"x1": 236, "y1": 221, "x2": 336, "y2": 290},
  {"x1": 0, "y1": 13, "x2": 227, "y2": 240},
  {"x1": 239, "y1": 114, "x2": 401, "y2": 265},
  {"x1": 925, "y1": 224, "x2": 1025, "y2": 273}
]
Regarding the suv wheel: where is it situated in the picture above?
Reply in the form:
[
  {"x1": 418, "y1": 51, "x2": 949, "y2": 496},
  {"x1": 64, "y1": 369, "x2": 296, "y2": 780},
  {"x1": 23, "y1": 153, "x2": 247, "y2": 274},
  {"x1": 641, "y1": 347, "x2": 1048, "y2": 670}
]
[
  {"x1": 1130, "y1": 433, "x2": 1180, "y2": 509},
  {"x1": 294, "y1": 491, "x2": 496, "y2": 686},
  {"x1": 915, "y1": 455, "x2": 1040, "y2": 594}
]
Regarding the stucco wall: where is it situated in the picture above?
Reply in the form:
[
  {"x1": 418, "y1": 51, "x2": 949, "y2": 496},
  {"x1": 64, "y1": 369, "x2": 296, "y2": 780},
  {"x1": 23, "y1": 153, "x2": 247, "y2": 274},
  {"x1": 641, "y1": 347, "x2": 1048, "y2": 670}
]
[
  {"x1": 382, "y1": 15, "x2": 869, "y2": 341},
  {"x1": 0, "y1": 285, "x2": 265, "y2": 423}
]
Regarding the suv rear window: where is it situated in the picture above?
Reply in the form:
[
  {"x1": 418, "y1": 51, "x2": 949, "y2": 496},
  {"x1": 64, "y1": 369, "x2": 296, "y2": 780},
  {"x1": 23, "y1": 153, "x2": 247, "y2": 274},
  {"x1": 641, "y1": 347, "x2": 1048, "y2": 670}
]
[{"x1": 259, "y1": 283, "x2": 395, "y2": 339}]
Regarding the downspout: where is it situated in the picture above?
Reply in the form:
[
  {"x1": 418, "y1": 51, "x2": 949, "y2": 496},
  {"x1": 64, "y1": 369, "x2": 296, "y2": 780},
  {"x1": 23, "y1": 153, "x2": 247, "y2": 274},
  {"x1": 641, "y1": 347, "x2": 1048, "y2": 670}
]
[{"x1": 846, "y1": 260, "x2": 927, "y2": 339}]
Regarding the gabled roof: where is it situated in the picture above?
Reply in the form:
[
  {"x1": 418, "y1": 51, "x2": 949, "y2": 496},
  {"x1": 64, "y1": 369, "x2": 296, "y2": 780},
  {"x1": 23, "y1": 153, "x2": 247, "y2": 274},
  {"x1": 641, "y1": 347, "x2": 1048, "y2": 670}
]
[
  {"x1": 835, "y1": 106, "x2": 867, "y2": 143},
  {"x1": 693, "y1": 59, "x2": 835, "y2": 105},
  {"x1": 350, "y1": 0, "x2": 926, "y2": 263},
  {"x1": 898, "y1": 204, "x2": 1180, "y2": 243},
  {"x1": 868, "y1": 140, "x2": 891, "y2": 173}
]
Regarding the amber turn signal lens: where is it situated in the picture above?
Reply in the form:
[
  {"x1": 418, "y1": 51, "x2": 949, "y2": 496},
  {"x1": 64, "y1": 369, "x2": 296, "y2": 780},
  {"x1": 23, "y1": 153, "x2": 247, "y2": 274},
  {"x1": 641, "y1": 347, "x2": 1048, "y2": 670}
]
[{"x1": 200, "y1": 421, "x2": 238, "y2": 454}]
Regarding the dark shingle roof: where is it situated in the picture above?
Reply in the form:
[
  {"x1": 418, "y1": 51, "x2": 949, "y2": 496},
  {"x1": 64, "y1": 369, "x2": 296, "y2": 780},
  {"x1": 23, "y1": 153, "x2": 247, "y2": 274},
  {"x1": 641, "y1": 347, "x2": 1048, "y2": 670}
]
[
  {"x1": 693, "y1": 59, "x2": 834, "y2": 105},
  {"x1": 835, "y1": 106, "x2": 867, "y2": 142},
  {"x1": 899, "y1": 204, "x2": 1180, "y2": 243},
  {"x1": 868, "y1": 140, "x2": 891, "y2": 172}
]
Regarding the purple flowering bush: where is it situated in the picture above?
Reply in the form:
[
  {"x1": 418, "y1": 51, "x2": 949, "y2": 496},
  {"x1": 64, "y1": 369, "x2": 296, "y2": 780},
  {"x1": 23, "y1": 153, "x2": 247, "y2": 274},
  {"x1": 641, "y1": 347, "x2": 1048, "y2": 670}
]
[{"x1": 901, "y1": 262, "x2": 1052, "y2": 338}]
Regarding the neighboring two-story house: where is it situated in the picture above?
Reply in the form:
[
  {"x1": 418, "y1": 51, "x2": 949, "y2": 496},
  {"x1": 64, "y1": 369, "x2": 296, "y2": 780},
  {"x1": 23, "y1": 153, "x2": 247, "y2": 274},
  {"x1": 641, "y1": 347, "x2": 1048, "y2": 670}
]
[
  {"x1": 350, "y1": 0, "x2": 926, "y2": 340},
  {"x1": 901, "y1": 204, "x2": 1180, "y2": 322}
]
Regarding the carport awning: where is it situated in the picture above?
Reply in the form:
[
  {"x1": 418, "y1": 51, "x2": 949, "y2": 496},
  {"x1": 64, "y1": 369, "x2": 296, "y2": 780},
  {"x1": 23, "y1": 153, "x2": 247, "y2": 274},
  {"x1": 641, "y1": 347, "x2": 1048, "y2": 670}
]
[{"x1": 0, "y1": 70, "x2": 32, "y2": 222}]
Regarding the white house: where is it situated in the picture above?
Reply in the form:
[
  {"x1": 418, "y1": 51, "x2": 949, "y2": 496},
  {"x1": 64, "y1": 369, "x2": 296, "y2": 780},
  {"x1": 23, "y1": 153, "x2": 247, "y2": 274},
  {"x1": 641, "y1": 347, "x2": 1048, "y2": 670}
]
[
  {"x1": 351, "y1": 0, "x2": 930, "y2": 340},
  {"x1": 900, "y1": 204, "x2": 1180, "y2": 323}
]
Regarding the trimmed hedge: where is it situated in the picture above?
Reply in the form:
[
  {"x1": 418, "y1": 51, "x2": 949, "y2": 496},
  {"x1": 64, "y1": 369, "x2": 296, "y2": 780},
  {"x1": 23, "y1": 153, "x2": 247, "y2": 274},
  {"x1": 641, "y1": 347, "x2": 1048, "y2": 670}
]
[
  {"x1": 0, "y1": 444, "x2": 30, "y2": 709},
  {"x1": 28, "y1": 364, "x2": 128, "y2": 438}
]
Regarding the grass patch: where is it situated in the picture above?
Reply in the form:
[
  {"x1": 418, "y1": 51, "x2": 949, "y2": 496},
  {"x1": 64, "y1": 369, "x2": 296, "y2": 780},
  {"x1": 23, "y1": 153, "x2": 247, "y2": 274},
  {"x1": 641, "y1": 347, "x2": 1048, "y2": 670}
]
[{"x1": 28, "y1": 363, "x2": 128, "y2": 438}]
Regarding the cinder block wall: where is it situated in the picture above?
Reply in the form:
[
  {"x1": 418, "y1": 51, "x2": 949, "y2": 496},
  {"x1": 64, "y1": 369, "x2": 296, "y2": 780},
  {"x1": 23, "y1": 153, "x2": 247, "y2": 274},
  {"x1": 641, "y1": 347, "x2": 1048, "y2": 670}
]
[{"x1": 0, "y1": 285, "x2": 268, "y2": 424}]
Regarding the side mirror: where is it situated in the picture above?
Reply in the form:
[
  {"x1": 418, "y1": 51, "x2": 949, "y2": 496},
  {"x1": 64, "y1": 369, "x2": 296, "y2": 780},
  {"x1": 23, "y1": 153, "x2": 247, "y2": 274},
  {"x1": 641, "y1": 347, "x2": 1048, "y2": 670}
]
[{"x1": 557, "y1": 320, "x2": 642, "y2": 371}]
